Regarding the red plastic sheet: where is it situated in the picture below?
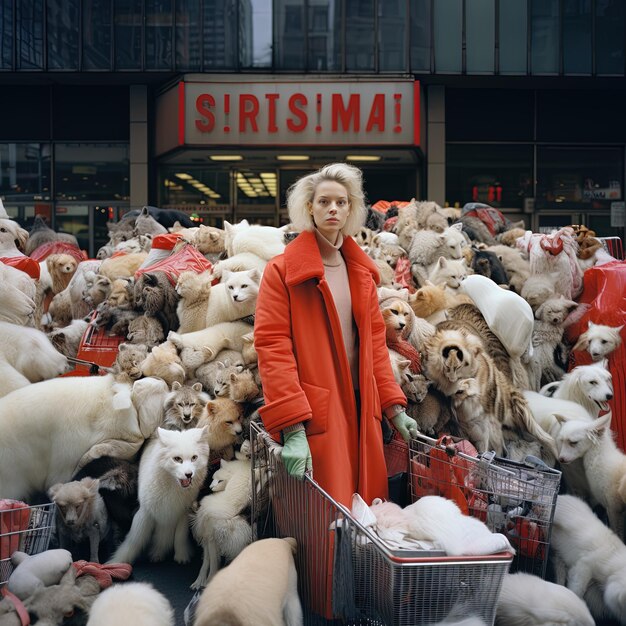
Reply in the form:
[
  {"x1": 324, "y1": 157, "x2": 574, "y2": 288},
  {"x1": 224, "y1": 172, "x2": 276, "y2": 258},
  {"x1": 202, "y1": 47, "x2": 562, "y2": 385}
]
[
  {"x1": 135, "y1": 242, "x2": 213, "y2": 286},
  {"x1": 29, "y1": 241, "x2": 87, "y2": 264},
  {"x1": 0, "y1": 256, "x2": 40, "y2": 280}
]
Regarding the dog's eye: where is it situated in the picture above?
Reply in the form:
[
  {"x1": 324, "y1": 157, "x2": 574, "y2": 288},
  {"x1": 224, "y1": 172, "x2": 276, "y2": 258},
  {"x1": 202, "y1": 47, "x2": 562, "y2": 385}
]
[
  {"x1": 225, "y1": 420, "x2": 233, "y2": 425},
  {"x1": 601, "y1": 339, "x2": 607, "y2": 344},
  {"x1": 0, "y1": 227, "x2": 6, "y2": 233},
  {"x1": 590, "y1": 380, "x2": 597, "y2": 385},
  {"x1": 191, "y1": 455, "x2": 198, "y2": 461},
  {"x1": 173, "y1": 456, "x2": 183, "y2": 463},
  {"x1": 390, "y1": 309, "x2": 398, "y2": 315},
  {"x1": 228, "y1": 285, "x2": 234, "y2": 289}
]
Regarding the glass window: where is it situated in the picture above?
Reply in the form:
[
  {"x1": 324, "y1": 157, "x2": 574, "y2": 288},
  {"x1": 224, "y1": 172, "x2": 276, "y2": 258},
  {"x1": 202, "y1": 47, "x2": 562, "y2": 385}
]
[
  {"x1": 203, "y1": 0, "x2": 237, "y2": 69},
  {"x1": 1, "y1": 205, "x2": 49, "y2": 231},
  {"x1": 146, "y1": 0, "x2": 172, "y2": 69},
  {"x1": 114, "y1": 0, "x2": 142, "y2": 69},
  {"x1": 596, "y1": 0, "x2": 624, "y2": 75},
  {"x1": 55, "y1": 205, "x2": 89, "y2": 251},
  {"x1": 446, "y1": 144, "x2": 534, "y2": 209},
  {"x1": 409, "y1": 0, "x2": 430, "y2": 72},
  {"x1": 499, "y1": 0, "x2": 527, "y2": 74},
  {"x1": 345, "y1": 0, "x2": 375, "y2": 71},
  {"x1": 175, "y1": 0, "x2": 200, "y2": 70},
  {"x1": 17, "y1": 0, "x2": 43, "y2": 69},
  {"x1": 275, "y1": 0, "x2": 305, "y2": 70},
  {"x1": 55, "y1": 144, "x2": 130, "y2": 202},
  {"x1": 536, "y1": 147, "x2": 623, "y2": 209},
  {"x1": 307, "y1": 1, "x2": 341, "y2": 71},
  {"x1": 378, "y1": 0, "x2": 406, "y2": 71},
  {"x1": 83, "y1": 0, "x2": 112, "y2": 69},
  {"x1": 240, "y1": 0, "x2": 272, "y2": 69},
  {"x1": 0, "y1": 0, "x2": 14, "y2": 69},
  {"x1": 434, "y1": 0, "x2": 462, "y2": 73},
  {"x1": 235, "y1": 169, "x2": 276, "y2": 223},
  {"x1": 531, "y1": 0, "x2": 559, "y2": 74},
  {"x1": 160, "y1": 167, "x2": 230, "y2": 209},
  {"x1": 47, "y1": 0, "x2": 79, "y2": 69},
  {"x1": 466, "y1": 0, "x2": 495, "y2": 74},
  {"x1": 563, "y1": 0, "x2": 591, "y2": 74},
  {"x1": 0, "y1": 143, "x2": 51, "y2": 201}
]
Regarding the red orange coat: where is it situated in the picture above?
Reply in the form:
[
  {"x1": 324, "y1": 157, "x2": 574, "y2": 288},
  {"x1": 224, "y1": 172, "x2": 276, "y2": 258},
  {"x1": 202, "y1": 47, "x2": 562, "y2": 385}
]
[{"x1": 255, "y1": 230, "x2": 406, "y2": 506}]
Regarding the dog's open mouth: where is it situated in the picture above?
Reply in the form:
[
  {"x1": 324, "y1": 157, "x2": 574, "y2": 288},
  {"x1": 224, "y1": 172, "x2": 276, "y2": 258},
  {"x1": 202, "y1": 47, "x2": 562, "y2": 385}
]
[
  {"x1": 596, "y1": 400, "x2": 610, "y2": 412},
  {"x1": 179, "y1": 477, "x2": 192, "y2": 488}
]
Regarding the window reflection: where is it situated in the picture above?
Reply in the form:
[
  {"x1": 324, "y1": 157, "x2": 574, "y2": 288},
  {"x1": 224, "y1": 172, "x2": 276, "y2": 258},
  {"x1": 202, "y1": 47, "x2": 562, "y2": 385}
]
[
  {"x1": 346, "y1": 0, "x2": 375, "y2": 71},
  {"x1": 115, "y1": 0, "x2": 142, "y2": 69},
  {"x1": 83, "y1": 0, "x2": 112, "y2": 69},
  {"x1": 0, "y1": 0, "x2": 13, "y2": 69},
  {"x1": 531, "y1": 0, "x2": 559, "y2": 74},
  {"x1": 240, "y1": 0, "x2": 272, "y2": 69},
  {"x1": 146, "y1": 0, "x2": 172, "y2": 69},
  {"x1": 563, "y1": 0, "x2": 591, "y2": 75},
  {"x1": 0, "y1": 143, "x2": 51, "y2": 201},
  {"x1": 204, "y1": 0, "x2": 237, "y2": 69},
  {"x1": 275, "y1": 0, "x2": 305, "y2": 70},
  {"x1": 378, "y1": 0, "x2": 406, "y2": 71},
  {"x1": 410, "y1": 0, "x2": 430, "y2": 72},
  {"x1": 596, "y1": 0, "x2": 624, "y2": 75},
  {"x1": 17, "y1": 0, "x2": 43, "y2": 69},
  {"x1": 176, "y1": 0, "x2": 201, "y2": 69},
  {"x1": 47, "y1": 0, "x2": 79, "y2": 70},
  {"x1": 308, "y1": 1, "x2": 341, "y2": 71}
]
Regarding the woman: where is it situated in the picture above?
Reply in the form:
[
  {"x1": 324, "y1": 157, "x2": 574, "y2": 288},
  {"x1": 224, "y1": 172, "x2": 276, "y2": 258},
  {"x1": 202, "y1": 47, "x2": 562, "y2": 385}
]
[{"x1": 254, "y1": 163, "x2": 417, "y2": 507}]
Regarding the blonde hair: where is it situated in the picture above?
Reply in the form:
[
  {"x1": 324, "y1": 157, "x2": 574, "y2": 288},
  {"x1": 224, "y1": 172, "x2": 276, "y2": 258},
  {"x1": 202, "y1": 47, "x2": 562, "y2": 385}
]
[{"x1": 286, "y1": 163, "x2": 367, "y2": 236}]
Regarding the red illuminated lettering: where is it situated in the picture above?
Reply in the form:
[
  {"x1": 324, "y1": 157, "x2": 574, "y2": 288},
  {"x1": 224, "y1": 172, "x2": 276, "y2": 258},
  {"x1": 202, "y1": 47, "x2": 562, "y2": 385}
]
[
  {"x1": 239, "y1": 94, "x2": 260, "y2": 132},
  {"x1": 332, "y1": 94, "x2": 360, "y2": 132},
  {"x1": 265, "y1": 93, "x2": 279, "y2": 133},
  {"x1": 195, "y1": 94, "x2": 215, "y2": 132},
  {"x1": 365, "y1": 94, "x2": 385, "y2": 132},
  {"x1": 287, "y1": 94, "x2": 308, "y2": 132}
]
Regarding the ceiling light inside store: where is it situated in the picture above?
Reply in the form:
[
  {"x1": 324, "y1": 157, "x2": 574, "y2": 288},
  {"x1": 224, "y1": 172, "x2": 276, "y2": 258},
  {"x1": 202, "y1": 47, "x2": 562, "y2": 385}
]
[
  {"x1": 210, "y1": 155, "x2": 243, "y2": 161},
  {"x1": 277, "y1": 155, "x2": 309, "y2": 161},
  {"x1": 175, "y1": 173, "x2": 194, "y2": 180},
  {"x1": 346, "y1": 155, "x2": 381, "y2": 162}
]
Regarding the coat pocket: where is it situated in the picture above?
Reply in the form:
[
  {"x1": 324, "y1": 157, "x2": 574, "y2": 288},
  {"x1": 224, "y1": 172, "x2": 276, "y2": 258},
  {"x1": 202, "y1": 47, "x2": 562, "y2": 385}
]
[{"x1": 301, "y1": 381, "x2": 330, "y2": 436}]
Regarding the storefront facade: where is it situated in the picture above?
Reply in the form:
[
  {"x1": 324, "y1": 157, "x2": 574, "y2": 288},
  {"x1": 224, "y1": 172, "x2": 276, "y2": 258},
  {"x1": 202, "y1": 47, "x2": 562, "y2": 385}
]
[{"x1": 0, "y1": 1, "x2": 625, "y2": 254}]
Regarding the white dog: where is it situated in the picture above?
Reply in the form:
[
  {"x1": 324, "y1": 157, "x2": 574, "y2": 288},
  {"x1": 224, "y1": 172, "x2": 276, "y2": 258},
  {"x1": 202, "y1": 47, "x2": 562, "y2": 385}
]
[
  {"x1": 0, "y1": 261, "x2": 36, "y2": 325},
  {"x1": 168, "y1": 320, "x2": 254, "y2": 360},
  {"x1": 111, "y1": 426, "x2": 209, "y2": 565},
  {"x1": 205, "y1": 268, "x2": 260, "y2": 327},
  {"x1": 551, "y1": 494, "x2": 626, "y2": 623},
  {"x1": 540, "y1": 361, "x2": 614, "y2": 418},
  {"x1": 496, "y1": 572, "x2": 594, "y2": 626},
  {"x1": 193, "y1": 537, "x2": 302, "y2": 626},
  {"x1": 0, "y1": 375, "x2": 167, "y2": 500},
  {"x1": 573, "y1": 320, "x2": 623, "y2": 361},
  {"x1": 87, "y1": 582, "x2": 174, "y2": 626}
]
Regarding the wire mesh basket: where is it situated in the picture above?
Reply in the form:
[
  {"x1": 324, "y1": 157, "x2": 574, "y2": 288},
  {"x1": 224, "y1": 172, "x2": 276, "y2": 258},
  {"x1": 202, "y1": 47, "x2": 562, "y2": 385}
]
[
  {"x1": 251, "y1": 422, "x2": 513, "y2": 626},
  {"x1": 0, "y1": 502, "x2": 56, "y2": 586},
  {"x1": 409, "y1": 433, "x2": 561, "y2": 579}
]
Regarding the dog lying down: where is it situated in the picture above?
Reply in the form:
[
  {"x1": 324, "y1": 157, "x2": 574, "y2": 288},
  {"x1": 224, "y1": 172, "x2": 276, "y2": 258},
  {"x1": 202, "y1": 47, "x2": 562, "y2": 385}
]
[{"x1": 193, "y1": 537, "x2": 302, "y2": 626}]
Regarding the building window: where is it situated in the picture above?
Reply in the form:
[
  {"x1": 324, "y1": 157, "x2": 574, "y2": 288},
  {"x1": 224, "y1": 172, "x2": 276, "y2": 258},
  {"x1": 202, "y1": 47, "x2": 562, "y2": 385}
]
[
  {"x1": 466, "y1": 0, "x2": 495, "y2": 74},
  {"x1": 536, "y1": 147, "x2": 623, "y2": 209},
  {"x1": 203, "y1": 0, "x2": 237, "y2": 69},
  {"x1": 596, "y1": 0, "x2": 624, "y2": 75},
  {"x1": 240, "y1": 0, "x2": 272, "y2": 69},
  {"x1": 83, "y1": 0, "x2": 112, "y2": 70},
  {"x1": 17, "y1": 0, "x2": 44, "y2": 69},
  {"x1": 146, "y1": 0, "x2": 173, "y2": 69},
  {"x1": 160, "y1": 167, "x2": 229, "y2": 209},
  {"x1": 499, "y1": 0, "x2": 527, "y2": 74},
  {"x1": 345, "y1": 0, "x2": 375, "y2": 71},
  {"x1": 378, "y1": 0, "x2": 406, "y2": 71},
  {"x1": 0, "y1": 143, "x2": 51, "y2": 201},
  {"x1": 563, "y1": 0, "x2": 591, "y2": 75},
  {"x1": 409, "y1": 0, "x2": 430, "y2": 72},
  {"x1": 0, "y1": 0, "x2": 13, "y2": 70},
  {"x1": 434, "y1": 0, "x2": 462, "y2": 73},
  {"x1": 531, "y1": 0, "x2": 559, "y2": 74},
  {"x1": 307, "y1": 2, "x2": 340, "y2": 71},
  {"x1": 446, "y1": 144, "x2": 534, "y2": 209},
  {"x1": 47, "y1": 0, "x2": 79, "y2": 70},
  {"x1": 175, "y1": 0, "x2": 200, "y2": 70},
  {"x1": 114, "y1": 0, "x2": 142, "y2": 69},
  {"x1": 275, "y1": 0, "x2": 305, "y2": 70}
]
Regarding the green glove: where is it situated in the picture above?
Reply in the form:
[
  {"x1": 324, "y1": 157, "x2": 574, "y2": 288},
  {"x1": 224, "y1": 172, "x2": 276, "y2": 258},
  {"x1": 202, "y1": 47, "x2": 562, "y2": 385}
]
[
  {"x1": 391, "y1": 411, "x2": 419, "y2": 442},
  {"x1": 281, "y1": 428, "x2": 312, "y2": 480}
]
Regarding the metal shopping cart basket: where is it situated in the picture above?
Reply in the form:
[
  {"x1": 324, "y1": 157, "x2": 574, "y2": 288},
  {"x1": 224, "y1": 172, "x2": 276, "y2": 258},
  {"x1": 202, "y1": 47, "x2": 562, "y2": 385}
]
[
  {"x1": 409, "y1": 433, "x2": 561, "y2": 579},
  {"x1": 0, "y1": 502, "x2": 56, "y2": 586},
  {"x1": 251, "y1": 422, "x2": 513, "y2": 626}
]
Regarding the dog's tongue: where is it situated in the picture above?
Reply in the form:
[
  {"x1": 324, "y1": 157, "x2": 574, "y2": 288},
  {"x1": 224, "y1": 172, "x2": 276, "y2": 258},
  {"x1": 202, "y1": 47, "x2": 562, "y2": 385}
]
[
  {"x1": 601, "y1": 401, "x2": 610, "y2": 411},
  {"x1": 180, "y1": 477, "x2": 192, "y2": 488}
]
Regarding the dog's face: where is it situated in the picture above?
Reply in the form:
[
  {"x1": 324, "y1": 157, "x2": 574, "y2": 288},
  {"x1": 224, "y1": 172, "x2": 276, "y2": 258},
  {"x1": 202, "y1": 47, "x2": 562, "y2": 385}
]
[
  {"x1": 164, "y1": 381, "x2": 209, "y2": 428},
  {"x1": 535, "y1": 298, "x2": 577, "y2": 325},
  {"x1": 554, "y1": 413, "x2": 611, "y2": 464},
  {"x1": 223, "y1": 268, "x2": 260, "y2": 303},
  {"x1": 156, "y1": 426, "x2": 210, "y2": 488},
  {"x1": 431, "y1": 257, "x2": 468, "y2": 289},
  {"x1": 382, "y1": 299, "x2": 412, "y2": 334},
  {"x1": 48, "y1": 478, "x2": 99, "y2": 527},
  {"x1": 576, "y1": 363, "x2": 614, "y2": 410},
  {"x1": 48, "y1": 254, "x2": 78, "y2": 276},
  {"x1": 115, "y1": 343, "x2": 149, "y2": 380},
  {"x1": 586, "y1": 322, "x2": 623, "y2": 360},
  {"x1": 439, "y1": 224, "x2": 465, "y2": 260},
  {"x1": 424, "y1": 330, "x2": 479, "y2": 383},
  {"x1": 401, "y1": 372, "x2": 430, "y2": 403},
  {"x1": 206, "y1": 399, "x2": 244, "y2": 438}
]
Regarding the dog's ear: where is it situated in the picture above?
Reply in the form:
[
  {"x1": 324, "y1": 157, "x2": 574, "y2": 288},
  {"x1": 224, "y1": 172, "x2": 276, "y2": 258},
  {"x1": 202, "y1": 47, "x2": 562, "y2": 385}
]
[
  {"x1": 590, "y1": 411, "x2": 612, "y2": 437},
  {"x1": 171, "y1": 381, "x2": 182, "y2": 391},
  {"x1": 80, "y1": 477, "x2": 100, "y2": 495},
  {"x1": 192, "y1": 382, "x2": 203, "y2": 392},
  {"x1": 572, "y1": 334, "x2": 589, "y2": 352},
  {"x1": 47, "y1": 483, "x2": 63, "y2": 500},
  {"x1": 564, "y1": 300, "x2": 578, "y2": 314},
  {"x1": 553, "y1": 413, "x2": 568, "y2": 424},
  {"x1": 229, "y1": 372, "x2": 239, "y2": 383},
  {"x1": 206, "y1": 401, "x2": 217, "y2": 416},
  {"x1": 600, "y1": 358, "x2": 610, "y2": 371},
  {"x1": 535, "y1": 302, "x2": 547, "y2": 321}
]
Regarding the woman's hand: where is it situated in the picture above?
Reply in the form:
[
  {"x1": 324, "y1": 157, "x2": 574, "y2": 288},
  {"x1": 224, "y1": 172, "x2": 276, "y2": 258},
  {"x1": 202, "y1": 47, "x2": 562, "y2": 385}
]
[
  {"x1": 281, "y1": 428, "x2": 312, "y2": 480},
  {"x1": 391, "y1": 411, "x2": 419, "y2": 442}
]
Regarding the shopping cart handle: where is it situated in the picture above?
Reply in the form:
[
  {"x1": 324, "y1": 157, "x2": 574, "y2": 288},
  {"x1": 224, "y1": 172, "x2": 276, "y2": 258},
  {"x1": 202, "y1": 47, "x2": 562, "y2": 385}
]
[{"x1": 523, "y1": 455, "x2": 556, "y2": 473}]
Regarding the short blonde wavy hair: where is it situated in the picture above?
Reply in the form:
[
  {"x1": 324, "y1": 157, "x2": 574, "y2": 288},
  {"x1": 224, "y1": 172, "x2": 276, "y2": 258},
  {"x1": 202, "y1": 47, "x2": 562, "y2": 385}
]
[{"x1": 286, "y1": 162, "x2": 367, "y2": 236}]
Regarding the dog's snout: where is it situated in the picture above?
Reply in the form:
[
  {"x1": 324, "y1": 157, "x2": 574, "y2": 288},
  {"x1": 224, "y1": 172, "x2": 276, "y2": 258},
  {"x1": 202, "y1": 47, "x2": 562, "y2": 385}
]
[
  {"x1": 185, "y1": 472, "x2": 193, "y2": 479},
  {"x1": 398, "y1": 321, "x2": 405, "y2": 329},
  {"x1": 607, "y1": 393, "x2": 614, "y2": 401}
]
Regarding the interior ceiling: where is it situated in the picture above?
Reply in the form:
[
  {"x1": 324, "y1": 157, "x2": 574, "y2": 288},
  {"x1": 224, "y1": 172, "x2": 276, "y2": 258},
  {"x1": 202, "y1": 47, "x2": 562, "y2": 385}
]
[{"x1": 160, "y1": 148, "x2": 420, "y2": 166}]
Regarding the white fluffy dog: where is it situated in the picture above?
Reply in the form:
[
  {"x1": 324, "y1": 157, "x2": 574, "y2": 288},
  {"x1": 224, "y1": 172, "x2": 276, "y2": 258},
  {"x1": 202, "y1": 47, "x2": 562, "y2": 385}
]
[
  {"x1": 0, "y1": 261, "x2": 36, "y2": 325},
  {"x1": 551, "y1": 494, "x2": 626, "y2": 623},
  {"x1": 496, "y1": 572, "x2": 594, "y2": 626},
  {"x1": 111, "y1": 427, "x2": 209, "y2": 565},
  {"x1": 0, "y1": 375, "x2": 167, "y2": 500},
  {"x1": 86, "y1": 582, "x2": 174, "y2": 626},
  {"x1": 573, "y1": 320, "x2": 623, "y2": 361},
  {"x1": 540, "y1": 361, "x2": 614, "y2": 418},
  {"x1": 0, "y1": 217, "x2": 29, "y2": 256},
  {"x1": 0, "y1": 320, "x2": 68, "y2": 397}
]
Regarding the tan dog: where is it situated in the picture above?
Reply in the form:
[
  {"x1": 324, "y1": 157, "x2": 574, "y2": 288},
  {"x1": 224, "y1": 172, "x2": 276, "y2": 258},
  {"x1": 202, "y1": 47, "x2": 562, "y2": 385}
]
[
  {"x1": 408, "y1": 281, "x2": 449, "y2": 321},
  {"x1": 99, "y1": 253, "x2": 147, "y2": 280},
  {"x1": 200, "y1": 397, "x2": 243, "y2": 460},
  {"x1": 193, "y1": 537, "x2": 302, "y2": 626},
  {"x1": 140, "y1": 341, "x2": 185, "y2": 387},
  {"x1": 46, "y1": 254, "x2": 78, "y2": 294},
  {"x1": 381, "y1": 298, "x2": 435, "y2": 352}
]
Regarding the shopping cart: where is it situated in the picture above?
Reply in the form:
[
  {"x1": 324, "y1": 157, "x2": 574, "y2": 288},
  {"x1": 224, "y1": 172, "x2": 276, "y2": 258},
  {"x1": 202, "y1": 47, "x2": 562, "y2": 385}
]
[
  {"x1": 0, "y1": 502, "x2": 56, "y2": 586},
  {"x1": 409, "y1": 434, "x2": 561, "y2": 579},
  {"x1": 251, "y1": 422, "x2": 513, "y2": 626}
]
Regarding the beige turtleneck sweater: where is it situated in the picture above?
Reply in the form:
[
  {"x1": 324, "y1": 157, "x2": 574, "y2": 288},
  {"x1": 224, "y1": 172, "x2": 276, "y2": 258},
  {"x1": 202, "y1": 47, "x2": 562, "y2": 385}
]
[{"x1": 314, "y1": 228, "x2": 359, "y2": 390}]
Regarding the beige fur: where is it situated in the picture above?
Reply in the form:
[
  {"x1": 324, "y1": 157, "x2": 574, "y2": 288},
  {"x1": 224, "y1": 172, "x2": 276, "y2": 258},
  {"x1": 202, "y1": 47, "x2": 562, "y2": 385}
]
[
  {"x1": 487, "y1": 245, "x2": 531, "y2": 294},
  {"x1": 140, "y1": 341, "x2": 185, "y2": 387},
  {"x1": 48, "y1": 320, "x2": 88, "y2": 359},
  {"x1": 193, "y1": 537, "x2": 302, "y2": 626},
  {"x1": 48, "y1": 289, "x2": 73, "y2": 328},
  {"x1": 176, "y1": 270, "x2": 212, "y2": 333},
  {"x1": 113, "y1": 343, "x2": 149, "y2": 384},
  {"x1": 573, "y1": 320, "x2": 624, "y2": 362},
  {"x1": 200, "y1": 398, "x2": 244, "y2": 460},
  {"x1": 85, "y1": 275, "x2": 112, "y2": 308},
  {"x1": 205, "y1": 269, "x2": 259, "y2": 327},
  {"x1": 427, "y1": 256, "x2": 471, "y2": 293},
  {"x1": 497, "y1": 227, "x2": 526, "y2": 247},
  {"x1": 381, "y1": 298, "x2": 435, "y2": 352},
  {"x1": 194, "y1": 224, "x2": 226, "y2": 255},
  {"x1": 99, "y1": 253, "x2": 148, "y2": 280},
  {"x1": 126, "y1": 315, "x2": 164, "y2": 347},
  {"x1": 46, "y1": 254, "x2": 78, "y2": 295},
  {"x1": 408, "y1": 282, "x2": 449, "y2": 320},
  {"x1": 168, "y1": 320, "x2": 254, "y2": 360},
  {"x1": 107, "y1": 278, "x2": 134, "y2": 308},
  {"x1": 241, "y1": 332, "x2": 257, "y2": 365}
]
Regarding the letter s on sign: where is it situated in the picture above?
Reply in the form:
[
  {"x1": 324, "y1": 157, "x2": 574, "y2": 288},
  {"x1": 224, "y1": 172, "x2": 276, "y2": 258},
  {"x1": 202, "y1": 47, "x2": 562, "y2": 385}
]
[
  {"x1": 195, "y1": 94, "x2": 215, "y2": 132},
  {"x1": 287, "y1": 94, "x2": 308, "y2": 132}
]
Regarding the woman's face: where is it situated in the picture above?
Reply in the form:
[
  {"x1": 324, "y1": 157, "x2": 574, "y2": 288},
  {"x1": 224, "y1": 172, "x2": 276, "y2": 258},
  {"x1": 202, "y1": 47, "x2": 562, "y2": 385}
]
[{"x1": 310, "y1": 180, "x2": 350, "y2": 244}]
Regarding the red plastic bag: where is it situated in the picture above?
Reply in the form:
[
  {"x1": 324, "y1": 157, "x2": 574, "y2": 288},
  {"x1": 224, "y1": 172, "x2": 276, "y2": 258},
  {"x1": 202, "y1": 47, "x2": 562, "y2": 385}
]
[
  {"x1": 393, "y1": 256, "x2": 415, "y2": 293},
  {"x1": 566, "y1": 261, "x2": 626, "y2": 450},
  {"x1": 0, "y1": 255, "x2": 40, "y2": 280},
  {"x1": 29, "y1": 241, "x2": 87, "y2": 264},
  {"x1": 135, "y1": 242, "x2": 212, "y2": 286}
]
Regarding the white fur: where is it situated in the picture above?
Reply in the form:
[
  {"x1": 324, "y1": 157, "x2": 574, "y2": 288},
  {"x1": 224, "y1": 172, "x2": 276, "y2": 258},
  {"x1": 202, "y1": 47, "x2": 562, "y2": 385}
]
[
  {"x1": 191, "y1": 457, "x2": 253, "y2": 588},
  {"x1": 551, "y1": 494, "x2": 626, "y2": 623},
  {"x1": 0, "y1": 321, "x2": 68, "y2": 397},
  {"x1": 496, "y1": 572, "x2": 594, "y2": 626},
  {"x1": 574, "y1": 320, "x2": 623, "y2": 361},
  {"x1": 409, "y1": 224, "x2": 466, "y2": 283},
  {"x1": 0, "y1": 375, "x2": 168, "y2": 500},
  {"x1": 427, "y1": 256, "x2": 470, "y2": 292},
  {"x1": 67, "y1": 260, "x2": 101, "y2": 319},
  {"x1": 205, "y1": 269, "x2": 260, "y2": 327},
  {"x1": 0, "y1": 261, "x2": 37, "y2": 325},
  {"x1": 211, "y1": 251, "x2": 268, "y2": 279},
  {"x1": 520, "y1": 272, "x2": 560, "y2": 310},
  {"x1": 0, "y1": 218, "x2": 28, "y2": 257},
  {"x1": 224, "y1": 221, "x2": 285, "y2": 260},
  {"x1": 403, "y1": 496, "x2": 514, "y2": 556},
  {"x1": 87, "y1": 582, "x2": 174, "y2": 626},
  {"x1": 168, "y1": 320, "x2": 254, "y2": 360},
  {"x1": 111, "y1": 426, "x2": 209, "y2": 565}
]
